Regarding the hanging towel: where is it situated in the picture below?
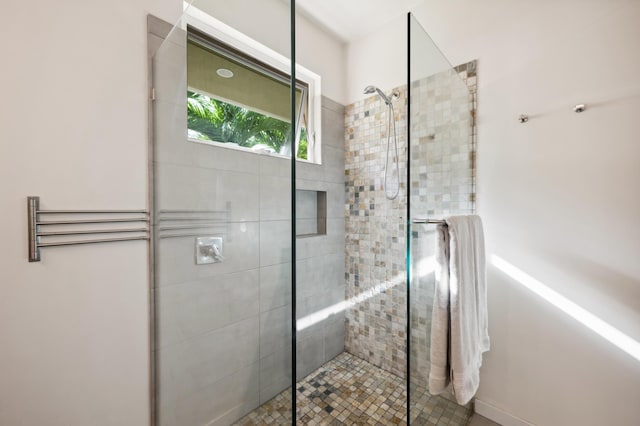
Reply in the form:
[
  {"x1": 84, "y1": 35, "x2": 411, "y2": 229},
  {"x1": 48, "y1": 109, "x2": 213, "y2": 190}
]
[
  {"x1": 429, "y1": 215, "x2": 489, "y2": 405},
  {"x1": 429, "y1": 222, "x2": 452, "y2": 394}
]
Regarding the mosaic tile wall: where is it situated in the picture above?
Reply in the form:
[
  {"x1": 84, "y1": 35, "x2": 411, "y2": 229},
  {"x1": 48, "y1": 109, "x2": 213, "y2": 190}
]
[
  {"x1": 344, "y1": 87, "x2": 409, "y2": 378},
  {"x1": 344, "y1": 61, "x2": 477, "y2": 387},
  {"x1": 409, "y1": 61, "x2": 478, "y2": 400}
]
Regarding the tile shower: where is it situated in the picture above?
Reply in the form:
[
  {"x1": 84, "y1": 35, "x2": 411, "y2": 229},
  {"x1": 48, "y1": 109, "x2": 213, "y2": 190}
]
[
  {"x1": 151, "y1": 9, "x2": 477, "y2": 426},
  {"x1": 235, "y1": 62, "x2": 477, "y2": 423},
  {"x1": 344, "y1": 85, "x2": 409, "y2": 378},
  {"x1": 344, "y1": 61, "x2": 477, "y2": 386}
]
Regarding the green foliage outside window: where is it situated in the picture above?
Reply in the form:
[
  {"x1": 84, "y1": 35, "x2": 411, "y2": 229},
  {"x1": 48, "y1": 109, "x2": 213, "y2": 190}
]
[{"x1": 187, "y1": 90, "x2": 308, "y2": 159}]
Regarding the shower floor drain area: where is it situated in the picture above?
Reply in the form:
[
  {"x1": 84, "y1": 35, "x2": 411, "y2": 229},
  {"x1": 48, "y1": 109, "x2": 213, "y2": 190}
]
[{"x1": 233, "y1": 352, "x2": 471, "y2": 426}]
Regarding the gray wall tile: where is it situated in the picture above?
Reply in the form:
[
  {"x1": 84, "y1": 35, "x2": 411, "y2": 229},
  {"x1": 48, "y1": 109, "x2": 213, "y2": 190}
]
[
  {"x1": 156, "y1": 222, "x2": 260, "y2": 286},
  {"x1": 322, "y1": 105, "x2": 346, "y2": 150},
  {"x1": 156, "y1": 164, "x2": 260, "y2": 221},
  {"x1": 259, "y1": 220, "x2": 292, "y2": 266},
  {"x1": 259, "y1": 345, "x2": 292, "y2": 404},
  {"x1": 260, "y1": 175, "x2": 292, "y2": 221},
  {"x1": 296, "y1": 217, "x2": 345, "y2": 260},
  {"x1": 156, "y1": 269, "x2": 259, "y2": 349},
  {"x1": 158, "y1": 363, "x2": 259, "y2": 426},
  {"x1": 260, "y1": 155, "x2": 291, "y2": 178},
  {"x1": 260, "y1": 304, "x2": 292, "y2": 356},
  {"x1": 296, "y1": 190, "x2": 318, "y2": 219},
  {"x1": 296, "y1": 219, "x2": 318, "y2": 236},
  {"x1": 157, "y1": 316, "x2": 259, "y2": 408},
  {"x1": 326, "y1": 182, "x2": 346, "y2": 219},
  {"x1": 260, "y1": 263, "x2": 291, "y2": 313},
  {"x1": 324, "y1": 314, "x2": 346, "y2": 361},
  {"x1": 295, "y1": 257, "x2": 324, "y2": 301},
  {"x1": 296, "y1": 161, "x2": 324, "y2": 183},
  {"x1": 296, "y1": 331, "x2": 324, "y2": 380},
  {"x1": 322, "y1": 96, "x2": 346, "y2": 115},
  {"x1": 322, "y1": 146, "x2": 346, "y2": 184}
]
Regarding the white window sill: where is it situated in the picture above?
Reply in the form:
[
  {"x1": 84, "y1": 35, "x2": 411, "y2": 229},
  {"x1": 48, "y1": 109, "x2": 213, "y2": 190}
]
[{"x1": 187, "y1": 137, "x2": 320, "y2": 165}]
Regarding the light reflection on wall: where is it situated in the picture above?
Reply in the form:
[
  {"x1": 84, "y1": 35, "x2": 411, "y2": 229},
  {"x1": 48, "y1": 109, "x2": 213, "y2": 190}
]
[
  {"x1": 491, "y1": 254, "x2": 640, "y2": 363},
  {"x1": 297, "y1": 257, "x2": 436, "y2": 332}
]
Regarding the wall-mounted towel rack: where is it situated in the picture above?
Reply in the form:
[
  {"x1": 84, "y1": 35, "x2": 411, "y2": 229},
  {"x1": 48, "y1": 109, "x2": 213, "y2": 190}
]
[
  {"x1": 27, "y1": 196, "x2": 149, "y2": 262},
  {"x1": 412, "y1": 218, "x2": 446, "y2": 224},
  {"x1": 156, "y1": 204, "x2": 231, "y2": 239}
]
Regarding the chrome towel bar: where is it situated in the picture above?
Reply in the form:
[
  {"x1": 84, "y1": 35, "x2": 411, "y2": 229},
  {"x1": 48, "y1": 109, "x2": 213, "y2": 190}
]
[{"x1": 411, "y1": 218, "x2": 446, "y2": 224}]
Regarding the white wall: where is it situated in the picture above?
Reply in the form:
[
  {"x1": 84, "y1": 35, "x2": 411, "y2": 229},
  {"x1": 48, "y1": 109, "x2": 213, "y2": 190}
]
[
  {"x1": 346, "y1": 13, "x2": 456, "y2": 103},
  {"x1": 192, "y1": 0, "x2": 347, "y2": 104},
  {"x1": 0, "y1": 1, "x2": 180, "y2": 425},
  {"x1": 346, "y1": 16, "x2": 406, "y2": 104},
  {"x1": 347, "y1": 1, "x2": 640, "y2": 425},
  {"x1": 3, "y1": 0, "x2": 638, "y2": 424}
]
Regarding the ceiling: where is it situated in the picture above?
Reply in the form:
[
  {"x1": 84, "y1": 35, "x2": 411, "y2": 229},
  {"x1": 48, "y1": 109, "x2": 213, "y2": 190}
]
[{"x1": 293, "y1": 0, "x2": 426, "y2": 42}]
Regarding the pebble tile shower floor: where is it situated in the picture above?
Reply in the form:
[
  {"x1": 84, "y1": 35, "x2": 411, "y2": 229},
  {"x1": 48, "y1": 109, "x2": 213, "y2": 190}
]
[{"x1": 234, "y1": 352, "x2": 472, "y2": 425}]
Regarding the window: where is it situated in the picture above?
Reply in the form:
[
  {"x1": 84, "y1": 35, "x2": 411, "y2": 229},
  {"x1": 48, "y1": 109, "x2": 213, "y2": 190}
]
[{"x1": 186, "y1": 25, "x2": 319, "y2": 162}]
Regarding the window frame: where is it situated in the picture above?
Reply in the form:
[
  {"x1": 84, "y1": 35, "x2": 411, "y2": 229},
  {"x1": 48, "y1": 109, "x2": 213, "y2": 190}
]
[{"x1": 182, "y1": 4, "x2": 322, "y2": 163}]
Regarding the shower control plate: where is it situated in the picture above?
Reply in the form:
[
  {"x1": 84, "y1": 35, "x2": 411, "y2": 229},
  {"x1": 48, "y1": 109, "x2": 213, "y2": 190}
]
[{"x1": 196, "y1": 236, "x2": 224, "y2": 265}]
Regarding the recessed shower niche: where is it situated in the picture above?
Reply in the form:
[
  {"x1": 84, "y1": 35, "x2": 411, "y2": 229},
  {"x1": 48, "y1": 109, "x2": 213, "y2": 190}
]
[{"x1": 296, "y1": 190, "x2": 327, "y2": 237}]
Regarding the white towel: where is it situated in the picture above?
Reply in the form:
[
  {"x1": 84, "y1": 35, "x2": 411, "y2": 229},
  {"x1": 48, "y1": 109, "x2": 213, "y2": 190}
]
[{"x1": 429, "y1": 215, "x2": 489, "y2": 405}]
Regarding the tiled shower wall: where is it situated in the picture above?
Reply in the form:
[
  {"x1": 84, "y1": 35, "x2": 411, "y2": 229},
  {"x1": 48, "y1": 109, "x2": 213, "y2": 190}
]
[
  {"x1": 344, "y1": 61, "x2": 477, "y2": 382},
  {"x1": 295, "y1": 97, "x2": 347, "y2": 381},
  {"x1": 344, "y1": 89, "x2": 409, "y2": 378},
  {"x1": 409, "y1": 62, "x2": 477, "y2": 395},
  {"x1": 151, "y1": 19, "x2": 346, "y2": 426}
]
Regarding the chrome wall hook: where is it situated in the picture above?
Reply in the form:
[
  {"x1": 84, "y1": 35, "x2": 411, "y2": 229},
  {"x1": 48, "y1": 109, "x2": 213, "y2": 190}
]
[
  {"x1": 573, "y1": 104, "x2": 586, "y2": 113},
  {"x1": 518, "y1": 114, "x2": 529, "y2": 123}
]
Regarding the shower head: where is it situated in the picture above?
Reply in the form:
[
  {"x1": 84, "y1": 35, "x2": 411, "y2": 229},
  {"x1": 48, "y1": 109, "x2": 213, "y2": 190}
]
[
  {"x1": 363, "y1": 85, "x2": 377, "y2": 95},
  {"x1": 363, "y1": 85, "x2": 393, "y2": 106}
]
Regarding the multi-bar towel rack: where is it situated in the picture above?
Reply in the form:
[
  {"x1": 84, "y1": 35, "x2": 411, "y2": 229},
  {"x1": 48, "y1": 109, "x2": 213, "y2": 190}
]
[
  {"x1": 27, "y1": 196, "x2": 150, "y2": 262},
  {"x1": 157, "y1": 203, "x2": 231, "y2": 239}
]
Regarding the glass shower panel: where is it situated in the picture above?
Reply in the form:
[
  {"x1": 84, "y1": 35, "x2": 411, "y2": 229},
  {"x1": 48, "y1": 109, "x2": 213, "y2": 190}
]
[
  {"x1": 407, "y1": 13, "x2": 476, "y2": 425},
  {"x1": 150, "y1": 1, "x2": 294, "y2": 424},
  {"x1": 293, "y1": 0, "x2": 348, "y2": 418}
]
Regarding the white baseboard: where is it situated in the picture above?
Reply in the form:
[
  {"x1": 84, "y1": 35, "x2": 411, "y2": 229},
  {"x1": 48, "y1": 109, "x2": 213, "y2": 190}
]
[{"x1": 474, "y1": 399, "x2": 535, "y2": 426}]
